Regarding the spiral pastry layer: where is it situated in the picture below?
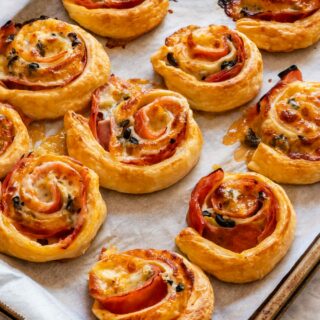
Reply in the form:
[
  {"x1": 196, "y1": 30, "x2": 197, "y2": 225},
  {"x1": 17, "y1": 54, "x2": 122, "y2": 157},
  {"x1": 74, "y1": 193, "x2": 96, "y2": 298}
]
[
  {"x1": 89, "y1": 247, "x2": 214, "y2": 320},
  {"x1": 0, "y1": 154, "x2": 106, "y2": 262},
  {"x1": 151, "y1": 24, "x2": 263, "y2": 112},
  {"x1": 229, "y1": 65, "x2": 320, "y2": 184},
  {"x1": 62, "y1": 0, "x2": 169, "y2": 39},
  {"x1": 176, "y1": 168, "x2": 296, "y2": 283},
  {"x1": 219, "y1": 0, "x2": 320, "y2": 52},
  {"x1": 0, "y1": 17, "x2": 110, "y2": 119},
  {"x1": 64, "y1": 76, "x2": 202, "y2": 193},
  {"x1": 0, "y1": 102, "x2": 29, "y2": 178}
]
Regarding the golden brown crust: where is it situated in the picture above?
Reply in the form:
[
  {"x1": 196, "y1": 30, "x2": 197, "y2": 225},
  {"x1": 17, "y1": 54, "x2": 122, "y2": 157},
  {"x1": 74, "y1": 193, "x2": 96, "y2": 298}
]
[
  {"x1": 0, "y1": 103, "x2": 30, "y2": 178},
  {"x1": 228, "y1": 66, "x2": 320, "y2": 184},
  {"x1": 151, "y1": 25, "x2": 263, "y2": 112},
  {"x1": 62, "y1": 0, "x2": 169, "y2": 39},
  {"x1": 90, "y1": 248, "x2": 214, "y2": 320},
  {"x1": 0, "y1": 18, "x2": 110, "y2": 120},
  {"x1": 236, "y1": 10, "x2": 320, "y2": 52},
  {"x1": 176, "y1": 171, "x2": 296, "y2": 283},
  {"x1": 248, "y1": 143, "x2": 320, "y2": 184},
  {"x1": 64, "y1": 87, "x2": 203, "y2": 194},
  {"x1": 0, "y1": 154, "x2": 107, "y2": 262}
]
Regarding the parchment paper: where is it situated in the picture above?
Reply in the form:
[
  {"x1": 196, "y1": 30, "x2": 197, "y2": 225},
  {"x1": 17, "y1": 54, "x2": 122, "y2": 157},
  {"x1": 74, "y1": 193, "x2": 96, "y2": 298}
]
[{"x1": 0, "y1": 1, "x2": 319, "y2": 319}]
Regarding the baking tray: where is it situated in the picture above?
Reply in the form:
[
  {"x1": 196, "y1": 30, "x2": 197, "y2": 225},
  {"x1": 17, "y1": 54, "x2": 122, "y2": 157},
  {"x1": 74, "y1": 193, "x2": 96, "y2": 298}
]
[{"x1": 0, "y1": 1, "x2": 319, "y2": 319}]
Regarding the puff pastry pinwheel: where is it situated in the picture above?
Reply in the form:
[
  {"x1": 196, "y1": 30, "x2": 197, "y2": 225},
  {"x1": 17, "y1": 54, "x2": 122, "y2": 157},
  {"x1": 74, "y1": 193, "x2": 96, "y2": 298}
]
[
  {"x1": 0, "y1": 154, "x2": 106, "y2": 262},
  {"x1": 0, "y1": 16, "x2": 110, "y2": 120},
  {"x1": 0, "y1": 103, "x2": 30, "y2": 178},
  {"x1": 219, "y1": 0, "x2": 320, "y2": 52},
  {"x1": 64, "y1": 76, "x2": 202, "y2": 194},
  {"x1": 151, "y1": 25, "x2": 263, "y2": 112},
  {"x1": 89, "y1": 247, "x2": 214, "y2": 320},
  {"x1": 176, "y1": 168, "x2": 296, "y2": 283},
  {"x1": 62, "y1": 0, "x2": 169, "y2": 40},
  {"x1": 226, "y1": 65, "x2": 320, "y2": 184}
]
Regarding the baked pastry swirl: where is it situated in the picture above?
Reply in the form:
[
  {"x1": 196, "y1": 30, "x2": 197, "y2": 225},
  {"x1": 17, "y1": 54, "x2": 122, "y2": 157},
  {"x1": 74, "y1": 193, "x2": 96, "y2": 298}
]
[
  {"x1": 64, "y1": 76, "x2": 202, "y2": 193},
  {"x1": 219, "y1": 0, "x2": 320, "y2": 52},
  {"x1": 62, "y1": 0, "x2": 169, "y2": 40},
  {"x1": 176, "y1": 168, "x2": 296, "y2": 283},
  {"x1": 226, "y1": 65, "x2": 320, "y2": 184},
  {"x1": 151, "y1": 25, "x2": 263, "y2": 112},
  {"x1": 0, "y1": 154, "x2": 106, "y2": 262},
  {"x1": 0, "y1": 103, "x2": 29, "y2": 178},
  {"x1": 0, "y1": 16, "x2": 110, "y2": 119},
  {"x1": 89, "y1": 247, "x2": 214, "y2": 320}
]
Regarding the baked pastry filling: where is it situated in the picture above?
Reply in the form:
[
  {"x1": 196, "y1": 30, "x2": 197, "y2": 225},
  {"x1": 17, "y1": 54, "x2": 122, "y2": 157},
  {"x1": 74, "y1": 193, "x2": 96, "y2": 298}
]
[
  {"x1": 219, "y1": 0, "x2": 320, "y2": 22},
  {"x1": 165, "y1": 25, "x2": 245, "y2": 82},
  {"x1": 0, "y1": 17, "x2": 86, "y2": 90},
  {"x1": 187, "y1": 169, "x2": 277, "y2": 253},
  {"x1": 89, "y1": 76, "x2": 187, "y2": 165},
  {"x1": 0, "y1": 115, "x2": 14, "y2": 155},
  {"x1": 1, "y1": 155, "x2": 89, "y2": 247},
  {"x1": 226, "y1": 66, "x2": 320, "y2": 161},
  {"x1": 70, "y1": 0, "x2": 145, "y2": 9},
  {"x1": 89, "y1": 249, "x2": 194, "y2": 315},
  {"x1": 90, "y1": 254, "x2": 168, "y2": 314}
]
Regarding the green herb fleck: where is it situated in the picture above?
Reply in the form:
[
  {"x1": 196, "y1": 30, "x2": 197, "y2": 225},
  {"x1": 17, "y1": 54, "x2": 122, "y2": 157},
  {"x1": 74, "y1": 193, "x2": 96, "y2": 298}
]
[{"x1": 288, "y1": 98, "x2": 299, "y2": 110}]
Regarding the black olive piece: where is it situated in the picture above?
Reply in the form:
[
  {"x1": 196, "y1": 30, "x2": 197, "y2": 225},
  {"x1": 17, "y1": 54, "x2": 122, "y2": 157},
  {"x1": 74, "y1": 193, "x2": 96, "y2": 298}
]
[
  {"x1": 166, "y1": 279, "x2": 173, "y2": 286},
  {"x1": 258, "y1": 191, "x2": 266, "y2": 201},
  {"x1": 175, "y1": 283, "x2": 185, "y2": 292},
  {"x1": 123, "y1": 95, "x2": 130, "y2": 101},
  {"x1": 7, "y1": 55, "x2": 19, "y2": 68},
  {"x1": 5, "y1": 34, "x2": 15, "y2": 44},
  {"x1": 201, "y1": 75, "x2": 207, "y2": 81},
  {"x1": 12, "y1": 196, "x2": 24, "y2": 210},
  {"x1": 67, "y1": 32, "x2": 81, "y2": 47},
  {"x1": 167, "y1": 52, "x2": 179, "y2": 67},
  {"x1": 123, "y1": 127, "x2": 131, "y2": 139},
  {"x1": 66, "y1": 194, "x2": 76, "y2": 213},
  {"x1": 129, "y1": 136, "x2": 139, "y2": 145},
  {"x1": 170, "y1": 138, "x2": 176, "y2": 144},
  {"x1": 202, "y1": 210, "x2": 212, "y2": 217},
  {"x1": 244, "y1": 128, "x2": 260, "y2": 148},
  {"x1": 36, "y1": 41, "x2": 45, "y2": 57},
  {"x1": 119, "y1": 119, "x2": 130, "y2": 128},
  {"x1": 271, "y1": 134, "x2": 289, "y2": 152},
  {"x1": 28, "y1": 62, "x2": 40, "y2": 71},
  {"x1": 221, "y1": 60, "x2": 237, "y2": 70},
  {"x1": 215, "y1": 214, "x2": 236, "y2": 228},
  {"x1": 278, "y1": 65, "x2": 298, "y2": 80},
  {"x1": 68, "y1": 32, "x2": 77, "y2": 40},
  {"x1": 72, "y1": 39, "x2": 81, "y2": 47},
  {"x1": 37, "y1": 239, "x2": 49, "y2": 246}
]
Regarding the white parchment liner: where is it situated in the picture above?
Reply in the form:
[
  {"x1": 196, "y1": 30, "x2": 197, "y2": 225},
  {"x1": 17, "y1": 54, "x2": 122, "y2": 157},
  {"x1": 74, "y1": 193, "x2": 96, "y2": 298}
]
[{"x1": 0, "y1": 1, "x2": 319, "y2": 319}]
